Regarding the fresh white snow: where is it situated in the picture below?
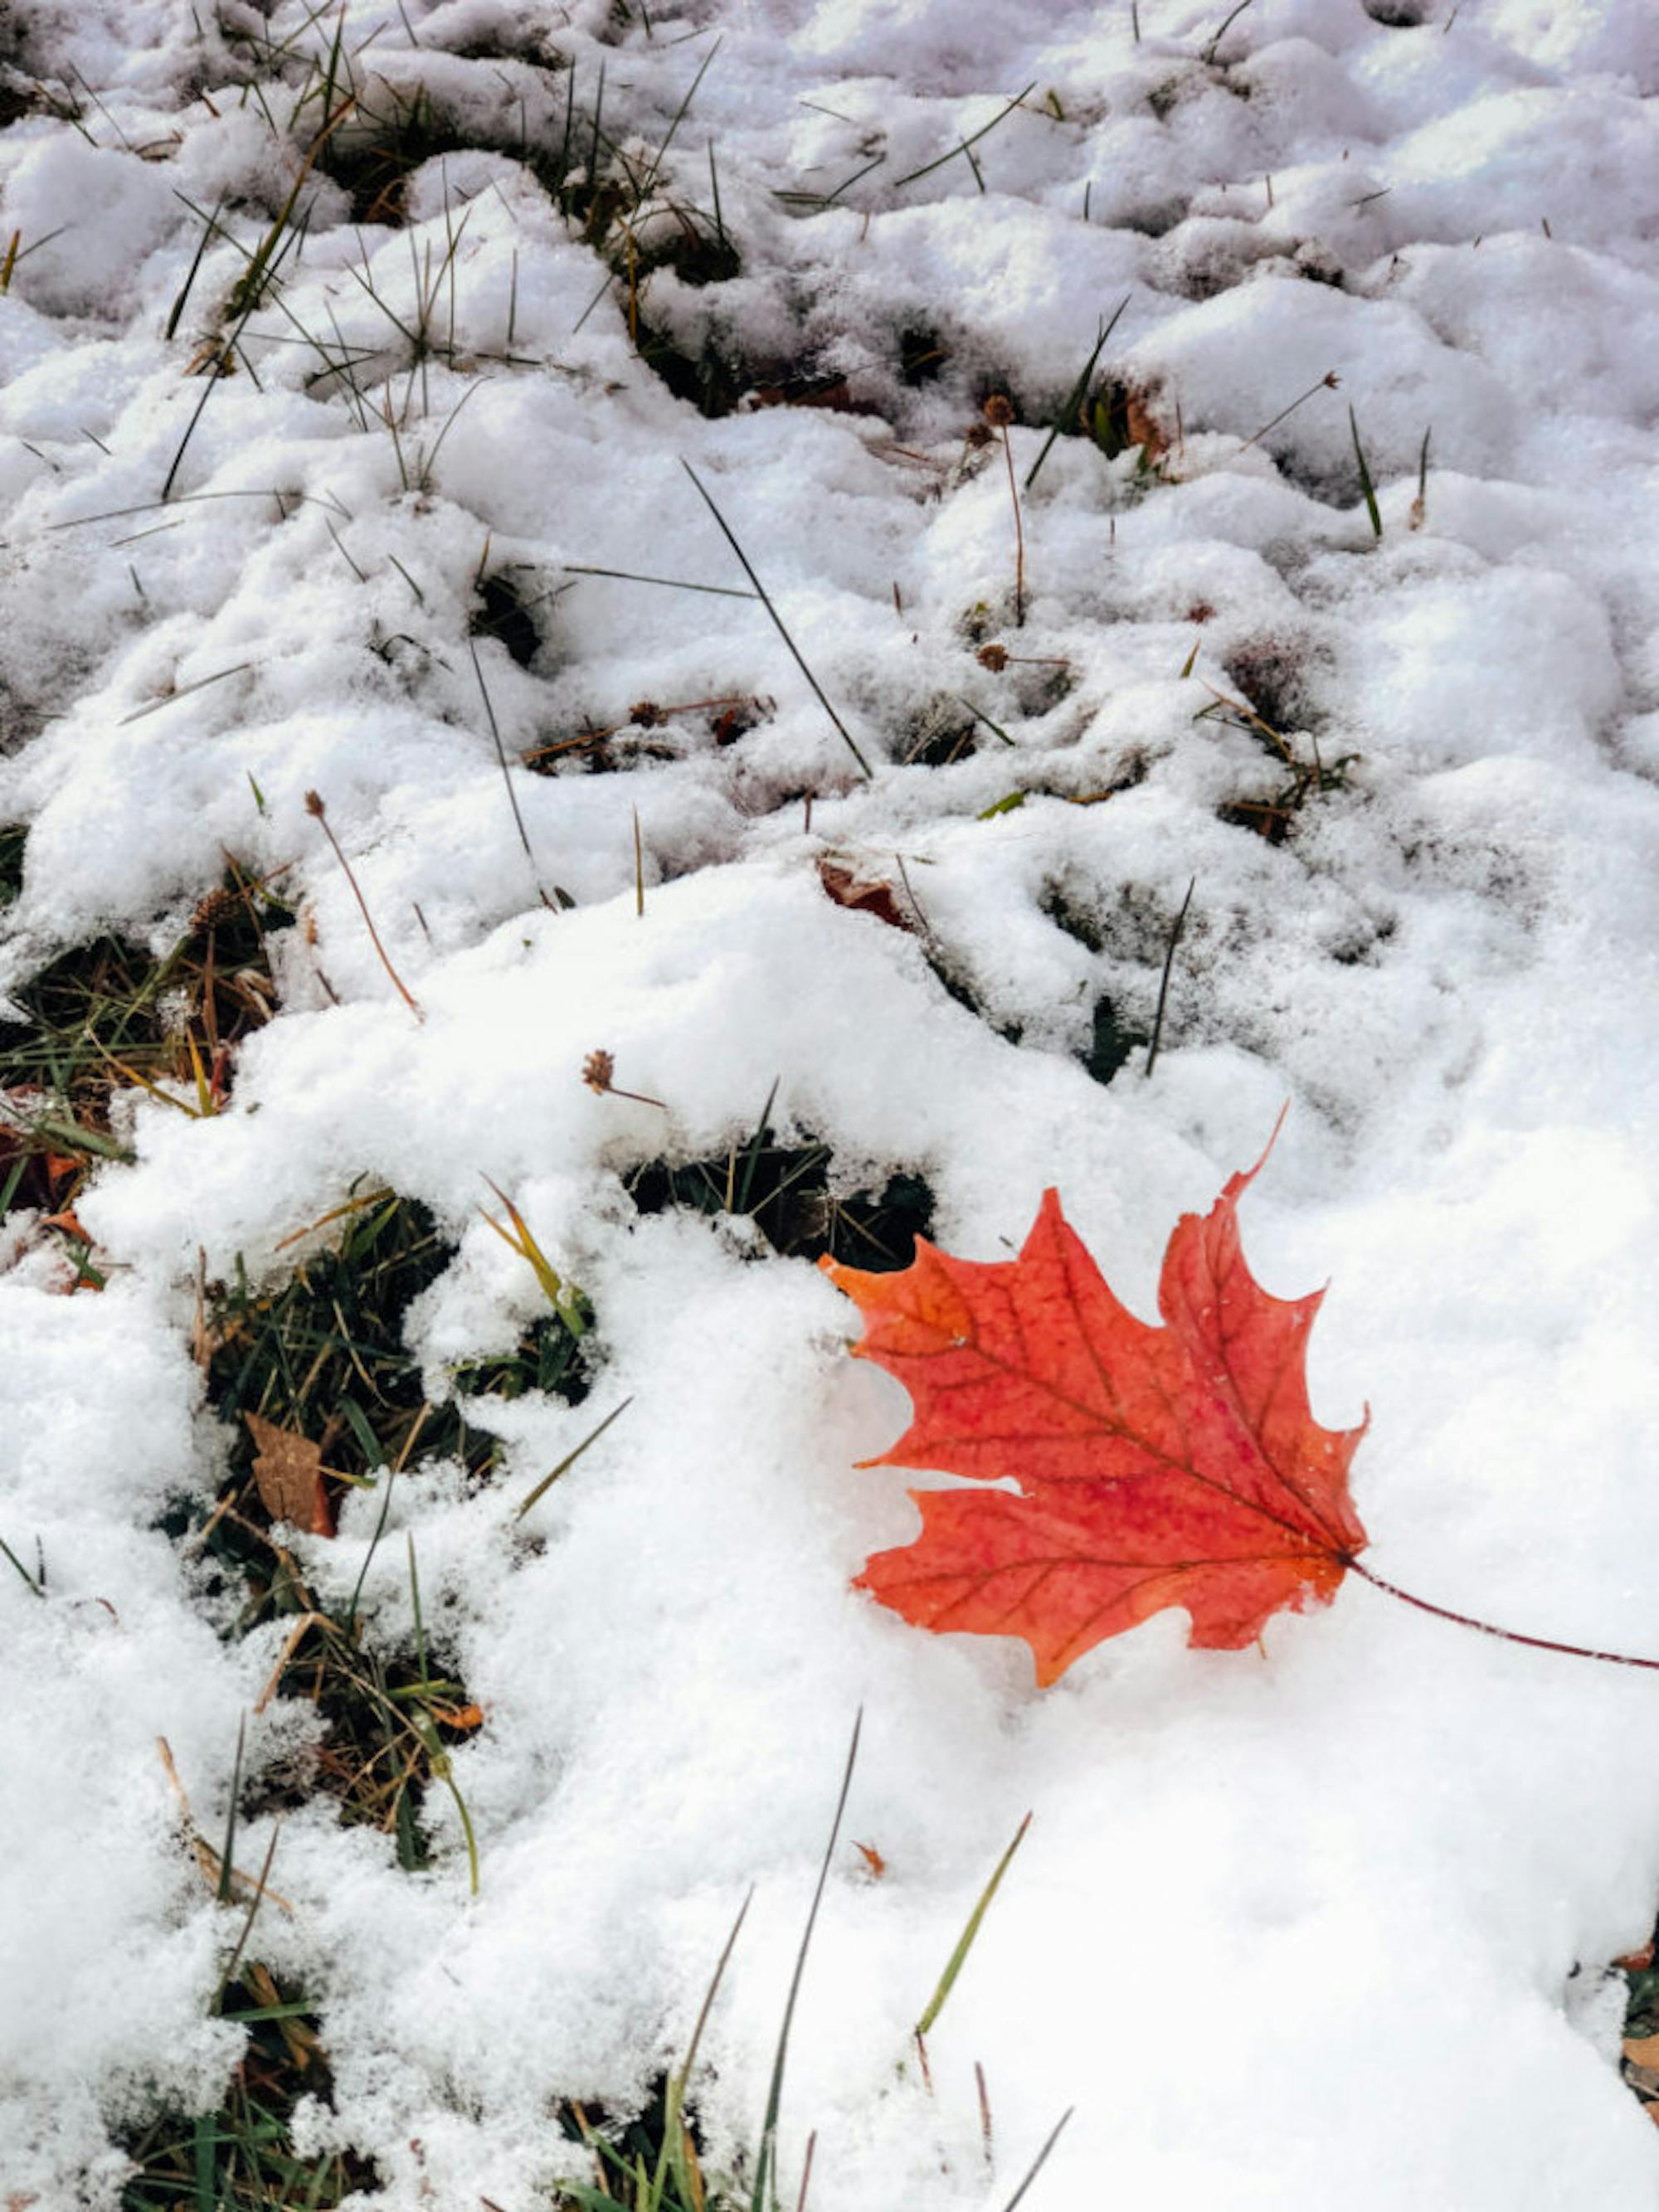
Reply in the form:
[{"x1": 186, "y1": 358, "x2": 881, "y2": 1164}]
[{"x1": 3, "y1": 0, "x2": 1659, "y2": 2204}]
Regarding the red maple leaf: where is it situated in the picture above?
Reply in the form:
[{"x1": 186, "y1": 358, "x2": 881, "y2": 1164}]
[{"x1": 821, "y1": 1140, "x2": 1368, "y2": 1685}]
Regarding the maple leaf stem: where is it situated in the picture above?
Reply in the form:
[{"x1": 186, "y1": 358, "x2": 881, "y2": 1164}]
[{"x1": 1350, "y1": 1559, "x2": 1659, "y2": 1673}]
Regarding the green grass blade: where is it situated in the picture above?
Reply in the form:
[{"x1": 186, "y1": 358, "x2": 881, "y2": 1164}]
[
  {"x1": 752, "y1": 1712, "x2": 861, "y2": 2212},
  {"x1": 514, "y1": 1397, "x2": 632, "y2": 1521},
  {"x1": 216, "y1": 1714, "x2": 246, "y2": 1905},
  {"x1": 914, "y1": 1811, "x2": 1030, "y2": 2037},
  {"x1": 1024, "y1": 294, "x2": 1129, "y2": 491},
  {"x1": 1349, "y1": 403, "x2": 1382, "y2": 538}
]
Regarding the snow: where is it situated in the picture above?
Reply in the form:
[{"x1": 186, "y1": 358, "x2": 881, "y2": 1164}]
[{"x1": 2, "y1": 0, "x2": 1659, "y2": 2205}]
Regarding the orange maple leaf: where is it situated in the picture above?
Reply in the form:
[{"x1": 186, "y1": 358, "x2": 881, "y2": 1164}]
[{"x1": 821, "y1": 1142, "x2": 1368, "y2": 1685}]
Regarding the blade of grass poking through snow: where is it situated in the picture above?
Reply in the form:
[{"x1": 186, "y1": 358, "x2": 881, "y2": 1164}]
[
  {"x1": 998, "y1": 2108, "x2": 1074, "y2": 2212},
  {"x1": 213, "y1": 1821, "x2": 282, "y2": 2008},
  {"x1": 407, "y1": 1533, "x2": 428, "y2": 1687},
  {"x1": 118, "y1": 662, "x2": 252, "y2": 726},
  {"x1": 468, "y1": 637, "x2": 553, "y2": 909},
  {"x1": 344, "y1": 1465, "x2": 397, "y2": 1633},
  {"x1": 734, "y1": 1077, "x2": 782, "y2": 1214},
  {"x1": 479, "y1": 1176, "x2": 587, "y2": 1330},
  {"x1": 680, "y1": 463, "x2": 872, "y2": 776},
  {"x1": 1411, "y1": 425, "x2": 1431, "y2": 527},
  {"x1": 216, "y1": 1716, "x2": 246, "y2": 1905},
  {"x1": 1024, "y1": 294, "x2": 1130, "y2": 491},
  {"x1": 891, "y1": 85, "x2": 1036, "y2": 189},
  {"x1": 0, "y1": 1534, "x2": 45, "y2": 1598},
  {"x1": 651, "y1": 1888, "x2": 752, "y2": 2212},
  {"x1": 1144, "y1": 876, "x2": 1195, "y2": 1079},
  {"x1": 409, "y1": 1705, "x2": 479, "y2": 1896},
  {"x1": 514, "y1": 1397, "x2": 632, "y2": 1521},
  {"x1": 752, "y1": 1712, "x2": 862, "y2": 2212},
  {"x1": 914, "y1": 1812, "x2": 1031, "y2": 2038},
  {"x1": 952, "y1": 693, "x2": 1015, "y2": 746},
  {"x1": 164, "y1": 191, "x2": 225, "y2": 341},
  {"x1": 633, "y1": 36, "x2": 721, "y2": 207},
  {"x1": 563, "y1": 562, "x2": 758, "y2": 601},
  {"x1": 1201, "y1": 0, "x2": 1254, "y2": 63},
  {"x1": 1349, "y1": 403, "x2": 1383, "y2": 537}
]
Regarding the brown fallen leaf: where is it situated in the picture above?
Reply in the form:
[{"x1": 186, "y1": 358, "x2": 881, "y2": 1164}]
[
  {"x1": 818, "y1": 858, "x2": 912, "y2": 933},
  {"x1": 244, "y1": 1412, "x2": 335, "y2": 1537},
  {"x1": 1625, "y1": 2032, "x2": 1659, "y2": 2070}
]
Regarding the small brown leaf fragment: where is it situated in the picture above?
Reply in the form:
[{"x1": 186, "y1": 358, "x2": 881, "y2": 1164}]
[
  {"x1": 1625, "y1": 2033, "x2": 1659, "y2": 2071},
  {"x1": 852, "y1": 1840, "x2": 887, "y2": 1878},
  {"x1": 817, "y1": 858, "x2": 912, "y2": 933},
  {"x1": 430, "y1": 1701, "x2": 485, "y2": 1731},
  {"x1": 1124, "y1": 391, "x2": 1165, "y2": 459},
  {"x1": 244, "y1": 1412, "x2": 335, "y2": 1537}
]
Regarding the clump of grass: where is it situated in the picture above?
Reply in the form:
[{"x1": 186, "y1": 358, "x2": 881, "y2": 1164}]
[
  {"x1": 121, "y1": 1732, "x2": 378, "y2": 2203},
  {"x1": 626, "y1": 1087, "x2": 934, "y2": 1267},
  {"x1": 1199, "y1": 682, "x2": 1357, "y2": 843},
  {"x1": 192, "y1": 1188, "x2": 590, "y2": 1878},
  {"x1": 204, "y1": 1187, "x2": 589, "y2": 1505},
  {"x1": 118, "y1": 1962, "x2": 379, "y2": 2210},
  {"x1": 322, "y1": 79, "x2": 468, "y2": 226},
  {"x1": 0, "y1": 859, "x2": 293, "y2": 1224},
  {"x1": 542, "y1": 48, "x2": 740, "y2": 353},
  {"x1": 556, "y1": 1728, "x2": 1066, "y2": 2212}
]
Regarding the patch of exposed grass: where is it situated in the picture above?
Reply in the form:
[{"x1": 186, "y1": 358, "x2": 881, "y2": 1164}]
[
  {"x1": 0, "y1": 859, "x2": 292, "y2": 1225},
  {"x1": 188, "y1": 1185, "x2": 589, "y2": 1880},
  {"x1": 322, "y1": 80, "x2": 471, "y2": 227},
  {"x1": 119, "y1": 1962, "x2": 379, "y2": 2210},
  {"x1": 1199, "y1": 683, "x2": 1358, "y2": 844},
  {"x1": 626, "y1": 1093, "x2": 934, "y2": 1268}
]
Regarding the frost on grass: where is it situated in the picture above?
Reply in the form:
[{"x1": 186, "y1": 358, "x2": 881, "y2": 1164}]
[{"x1": 5, "y1": 0, "x2": 1659, "y2": 2206}]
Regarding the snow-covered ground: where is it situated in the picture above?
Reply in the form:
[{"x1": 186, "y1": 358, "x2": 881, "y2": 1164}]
[{"x1": 5, "y1": 0, "x2": 1659, "y2": 2203}]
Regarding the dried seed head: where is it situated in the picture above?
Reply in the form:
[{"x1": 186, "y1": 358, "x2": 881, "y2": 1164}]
[
  {"x1": 304, "y1": 790, "x2": 326, "y2": 818},
  {"x1": 964, "y1": 421, "x2": 995, "y2": 450},
  {"x1": 582, "y1": 1049, "x2": 615, "y2": 1094},
  {"x1": 191, "y1": 885, "x2": 240, "y2": 934},
  {"x1": 982, "y1": 394, "x2": 1015, "y2": 429},
  {"x1": 976, "y1": 644, "x2": 1010, "y2": 672},
  {"x1": 629, "y1": 701, "x2": 665, "y2": 730}
]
